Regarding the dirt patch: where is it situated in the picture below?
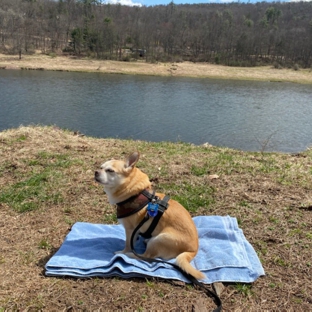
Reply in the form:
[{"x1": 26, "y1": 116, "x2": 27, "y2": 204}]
[
  {"x1": 0, "y1": 126, "x2": 312, "y2": 311},
  {"x1": 1, "y1": 53, "x2": 312, "y2": 84}
]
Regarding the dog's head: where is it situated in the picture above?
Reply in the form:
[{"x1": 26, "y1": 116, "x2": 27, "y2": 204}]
[
  {"x1": 95, "y1": 151, "x2": 139, "y2": 188},
  {"x1": 95, "y1": 151, "x2": 151, "y2": 204}
]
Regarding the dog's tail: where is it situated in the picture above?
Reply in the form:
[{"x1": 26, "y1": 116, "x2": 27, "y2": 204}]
[{"x1": 175, "y1": 252, "x2": 205, "y2": 280}]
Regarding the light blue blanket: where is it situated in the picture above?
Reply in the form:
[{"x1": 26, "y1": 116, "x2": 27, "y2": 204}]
[{"x1": 45, "y1": 216, "x2": 265, "y2": 284}]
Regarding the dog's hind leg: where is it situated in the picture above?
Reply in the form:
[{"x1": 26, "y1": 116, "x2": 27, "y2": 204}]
[
  {"x1": 141, "y1": 233, "x2": 181, "y2": 260},
  {"x1": 142, "y1": 234, "x2": 205, "y2": 280}
]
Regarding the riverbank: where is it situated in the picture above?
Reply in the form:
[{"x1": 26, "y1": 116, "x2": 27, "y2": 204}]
[
  {"x1": 0, "y1": 125, "x2": 311, "y2": 311},
  {"x1": 1, "y1": 52, "x2": 312, "y2": 84}
]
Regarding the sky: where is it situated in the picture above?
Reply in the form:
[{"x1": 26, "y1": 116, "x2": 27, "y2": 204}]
[{"x1": 103, "y1": 0, "x2": 312, "y2": 7}]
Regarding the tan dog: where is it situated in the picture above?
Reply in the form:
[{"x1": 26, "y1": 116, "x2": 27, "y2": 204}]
[{"x1": 95, "y1": 151, "x2": 205, "y2": 280}]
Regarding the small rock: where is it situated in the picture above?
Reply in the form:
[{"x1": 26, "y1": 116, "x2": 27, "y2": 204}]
[
  {"x1": 208, "y1": 174, "x2": 219, "y2": 180},
  {"x1": 213, "y1": 282, "x2": 225, "y2": 296}
]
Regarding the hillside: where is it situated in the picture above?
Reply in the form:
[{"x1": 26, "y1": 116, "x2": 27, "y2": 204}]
[{"x1": 0, "y1": 126, "x2": 311, "y2": 310}]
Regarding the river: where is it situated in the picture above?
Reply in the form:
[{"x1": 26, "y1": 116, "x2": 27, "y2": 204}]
[{"x1": 1, "y1": 69, "x2": 312, "y2": 153}]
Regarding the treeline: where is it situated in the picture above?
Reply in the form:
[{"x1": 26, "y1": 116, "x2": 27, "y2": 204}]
[{"x1": 1, "y1": 0, "x2": 312, "y2": 68}]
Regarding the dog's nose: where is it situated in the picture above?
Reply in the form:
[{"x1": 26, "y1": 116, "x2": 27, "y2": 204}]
[{"x1": 95, "y1": 170, "x2": 100, "y2": 177}]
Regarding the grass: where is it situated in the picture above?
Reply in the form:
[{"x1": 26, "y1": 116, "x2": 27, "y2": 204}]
[
  {"x1": 234, "y1": 283, "x2": 253, "y2": 297},
  {"x1": 0, "y1": 149, "x2": 84, "y2": 212},
  {"x1": 38, "y1": 239, "x2": 51, "y2": 250},
  {"x1": 0, "y1": 170, "x2": 64, "y2": 212},
  {"x1": 0, "y1": 125, "x2": 312, "y2": 311},
  {"x1": 160, "y1": 182, "x2": 215, "y2": 213}
]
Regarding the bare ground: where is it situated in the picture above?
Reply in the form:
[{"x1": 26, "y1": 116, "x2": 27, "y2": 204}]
[
  {"x1": 1, "y1": 52, "x2": 312, "y2": 84},
  {"x1": 0, "y1": 126, "x2": 312, "y2": 311}
]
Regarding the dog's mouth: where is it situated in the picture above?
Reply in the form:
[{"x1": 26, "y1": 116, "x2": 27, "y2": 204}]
[{"x1": 94, "y1": 171, "x2": 104, "y2": 184}]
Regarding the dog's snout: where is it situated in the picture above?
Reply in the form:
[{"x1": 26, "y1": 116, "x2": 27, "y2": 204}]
[{"x1": 95, "y1": 170, "x2": 100, "y2": 177}]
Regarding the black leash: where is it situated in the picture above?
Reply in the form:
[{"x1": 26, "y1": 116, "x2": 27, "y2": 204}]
[{"x1": 130, "y1": 212, "x2": 222, "y2": 312}]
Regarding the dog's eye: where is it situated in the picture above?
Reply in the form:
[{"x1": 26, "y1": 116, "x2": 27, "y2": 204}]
[{"x1": 105, "y1": 168, "x2": 115, "y2": 173}]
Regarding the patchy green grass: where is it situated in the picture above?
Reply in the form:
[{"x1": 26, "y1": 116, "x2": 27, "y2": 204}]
[
  {"x1": 38, "y1": 239, "x2": 52, "y2": 250},
  {"x1": 0, "y1": 170, "x2": 64, "y2": 212},
  {"x1": 159, "y1": 182, "x2": 215, "y2": 213},
  {"x1": 0, "y1": 126, "x2": 312, "y2": 311},
  {"x1": 234, "y1": 283, "x2": 253, "y2": 297},
  {"x1": 0, "y1": 149, "x2": 85, "y2": 212}
]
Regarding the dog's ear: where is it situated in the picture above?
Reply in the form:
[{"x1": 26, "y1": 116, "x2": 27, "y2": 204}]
[{"x1": 125, "y1": 151, "x2": 140, "y2": 169}]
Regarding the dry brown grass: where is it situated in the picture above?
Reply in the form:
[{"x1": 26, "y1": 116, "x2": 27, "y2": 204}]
[
  {"x1": 1, "y1": 126, "x2": 312, "y2": 311},
  {"x1": 1, "y1": 52, "x2": 312, "y2": 84}
]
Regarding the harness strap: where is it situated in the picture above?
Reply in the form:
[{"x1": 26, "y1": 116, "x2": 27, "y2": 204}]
[
  {"x1": 140, "y1": 194, "x2": 170, "y2": 239},
  {"x1": 116, "y1": 192, "x2": 150, "y2": 219},
  {"x1": 141, "y1": 190, "x2": 170, "y2": 209}
]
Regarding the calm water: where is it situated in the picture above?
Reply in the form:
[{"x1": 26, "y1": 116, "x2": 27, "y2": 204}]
[{"x1": 1, "y1": 69, "x2": 312, "y2": 153}]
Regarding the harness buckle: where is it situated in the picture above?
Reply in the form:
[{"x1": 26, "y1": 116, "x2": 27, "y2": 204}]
[{"x1": 147, "y1": 201, "x2": 159, "y2": 217}]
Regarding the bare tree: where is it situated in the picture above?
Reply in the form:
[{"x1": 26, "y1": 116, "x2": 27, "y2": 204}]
[{"x1": 0, "y1": 0, "x2": 311, "y2": 67}]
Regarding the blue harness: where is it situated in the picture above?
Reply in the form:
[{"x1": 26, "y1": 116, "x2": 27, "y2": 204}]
[
  {"x1": 139, "y1": 190, "x2": 170, "y2": 239},
  {"x1": 116, "y1": 189, "x2": 170, "y2": 239}
]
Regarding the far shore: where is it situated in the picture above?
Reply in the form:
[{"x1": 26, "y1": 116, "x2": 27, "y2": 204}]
[{"x1": 1, "y1": 52, "x2": 312, "y2": 84}]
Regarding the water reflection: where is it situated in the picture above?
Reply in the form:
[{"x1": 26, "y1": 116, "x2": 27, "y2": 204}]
[{"x1": 0, "y1": 69, "x2": 312, "y2": 153}]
